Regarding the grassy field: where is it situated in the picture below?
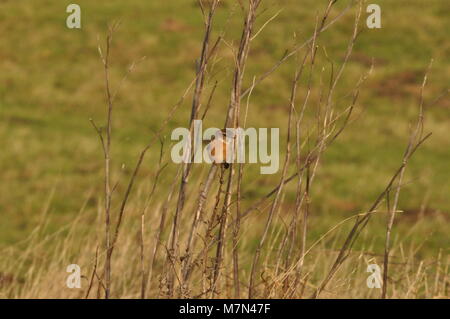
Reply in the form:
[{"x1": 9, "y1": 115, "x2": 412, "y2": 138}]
[{"x1": 0, "y1": 0, "x2": 448, "y2": 298}]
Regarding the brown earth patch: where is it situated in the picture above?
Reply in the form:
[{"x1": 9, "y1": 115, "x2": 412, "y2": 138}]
[
  {"x1": 159, "y1": 18, "x2": 190, "y2": 32},
  {"x1": 370, "y1": 69, "x2": 425, "y2": 99},
  {"x1": 347, "y1": 52, "x2": 388, "y2": 68},
  {"x1": 398, "y1": 207, "x2": 449, "y2": 223},
  {"x1": 0, "y1": 272, "x2": 15, "y2": 289}
]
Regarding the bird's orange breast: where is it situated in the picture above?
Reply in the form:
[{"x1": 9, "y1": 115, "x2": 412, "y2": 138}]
[{"x1": 208, "y1": 139, "x2": 229, "y2": 163}]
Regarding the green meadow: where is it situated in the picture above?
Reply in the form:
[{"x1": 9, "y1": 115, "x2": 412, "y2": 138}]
[{"x1": 0, "y1": 0, "x2": 448, "y2": 298}]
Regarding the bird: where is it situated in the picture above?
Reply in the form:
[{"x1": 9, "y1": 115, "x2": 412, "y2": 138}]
[{"x1": 206, "y1": 129, "x2": 233, "y2": 169}]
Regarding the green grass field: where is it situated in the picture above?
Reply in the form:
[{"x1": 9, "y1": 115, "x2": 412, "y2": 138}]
[{"x1": 0, "y1": 0, "x2": 448, "y2": 298}]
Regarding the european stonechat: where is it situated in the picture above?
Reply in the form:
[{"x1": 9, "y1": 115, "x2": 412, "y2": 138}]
[{"x1": 206, "y1": 129, "x2": 234, "y2": 169}]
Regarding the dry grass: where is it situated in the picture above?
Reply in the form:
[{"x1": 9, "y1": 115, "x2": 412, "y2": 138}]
[
  {"x1": 0, "y1": 191, "x2": 447, "y2": 298},
  {"x1": 0, "y1": 0, "x2": 448, "y2": 299}
]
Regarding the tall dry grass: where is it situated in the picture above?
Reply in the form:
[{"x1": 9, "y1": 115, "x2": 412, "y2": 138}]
[{"x1": 0, "y1": 0, "x2": 448, "y2": 299}]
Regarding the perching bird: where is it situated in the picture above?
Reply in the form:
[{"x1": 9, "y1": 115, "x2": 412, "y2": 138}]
[{"x1": 206, "y1": 129, "x2": 232, "y2": 169}]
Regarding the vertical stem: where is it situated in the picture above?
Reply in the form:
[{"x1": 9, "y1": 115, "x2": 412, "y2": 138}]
[
  {"x1": 168, "y1": 0, "x2": 218, "y2": 297},
  {"x1": 210, "y1": 0, "x2": 262, "y2": 297},
  {"x1": 102, "y1": 28, "x2": 115, "y2": 299}
]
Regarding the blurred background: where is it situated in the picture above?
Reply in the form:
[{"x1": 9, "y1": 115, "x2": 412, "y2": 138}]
[{"x1": 0, "y1": 0, "x2": 448, "y2": 257}]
